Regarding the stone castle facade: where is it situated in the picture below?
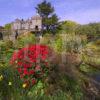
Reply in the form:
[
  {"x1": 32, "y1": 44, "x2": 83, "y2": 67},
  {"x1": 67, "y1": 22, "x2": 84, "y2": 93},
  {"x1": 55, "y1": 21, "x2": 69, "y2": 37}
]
[{"x1": 11, "y1": 15, "x2": 42, "y2": 32}]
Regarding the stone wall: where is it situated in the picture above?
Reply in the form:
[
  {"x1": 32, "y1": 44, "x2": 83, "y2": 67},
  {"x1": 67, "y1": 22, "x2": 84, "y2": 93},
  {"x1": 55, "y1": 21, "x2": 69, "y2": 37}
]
[{"x1": 11, "y1": 15, "x2": 42, "y2": 32}]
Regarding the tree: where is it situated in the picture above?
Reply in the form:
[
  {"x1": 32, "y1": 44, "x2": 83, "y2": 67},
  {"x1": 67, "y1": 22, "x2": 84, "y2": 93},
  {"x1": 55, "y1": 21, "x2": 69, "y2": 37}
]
[
  {"x1": 60, "y1": 20, "x2": 79, "y2": 34},
  {"x1": 36, "y1": 0, "x2": 59, "y2": 34},
  {"x1": 4, "y1": 23, "x2": 11, "y2": 30},
  {"x1": 89, "y1": 23, "x2": 100, "y2": 34},
  {"x1": 76, "y1": 24, "x2": 96, "y2": 35},
  {"x1": 4, "y1": 23, "x2": 11, "y2": 38},
  {"x1": 75, "y1": 24, "x2": 99, "y2": 41}
]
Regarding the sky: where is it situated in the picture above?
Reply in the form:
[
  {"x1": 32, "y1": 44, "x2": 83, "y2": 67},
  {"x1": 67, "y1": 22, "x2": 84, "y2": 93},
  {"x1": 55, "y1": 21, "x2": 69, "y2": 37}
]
[{"x1": 0, "y1": 0, "x2": 100, "y2": 26}]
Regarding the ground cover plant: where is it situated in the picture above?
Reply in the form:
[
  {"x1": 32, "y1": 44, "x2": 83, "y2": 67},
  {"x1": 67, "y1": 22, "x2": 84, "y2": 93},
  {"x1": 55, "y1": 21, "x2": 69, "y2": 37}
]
[{"x1": 0, "y1": 0, "x2": 100, "y2": 100}]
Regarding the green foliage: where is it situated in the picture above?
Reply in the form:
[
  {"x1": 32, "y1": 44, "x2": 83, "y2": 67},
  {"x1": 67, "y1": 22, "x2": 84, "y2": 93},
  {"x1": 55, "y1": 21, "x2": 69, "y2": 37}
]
[
  {"x1": 60, "y1": 20, "x2": 79, "y2": 34},
  {"x1": 27, "y1": 90, "x2": 72, "y2": 100},
  {"x1": 0, "y1": 67, "x2": 23, "y2": 100},
  {"x1": 4, "y1": 23, "x2": 11, "y2": 30},
  {"x1": 4, "y1": 23, "x2": 12, "y2": 36},
  {"x1": 41, "y1": 33, "x2": 87, "y2": 53},
  {"x1": 76, "y1": 24, "x2": 96, "y2": 35},
  {"x1": 36, "y1": 0, "x2": 59, "y2": 33},
  {"x1": 55, "y1": 75, "x2": 83, "y2": 100},
  {"x1": 0, "y1": 41, "x2": 6, "y2": 51},
  {"x1": 0, "y1": 66, "x2": 79, "y2": 100},
  {"x1": 82, "y1": 39, "x2": 100, "y2": 69},
  {"x1": 0, "y1": 40, "x2": 14, "y2": 66},
  {"x1": 0, "y1": 22, "x2": 100, "y2": 99},
  {"x1": 27, "y1": 81, "x2": 44, "y2": 98},
  {"x1": 80, "y1": 63, "x2": 100, "y2": 74},
  {"x1": 53, "y1": 34, "x2": 83, "y2": 53},
  {"x1": 40, "y1": 34, "x2": 54, "y2": 45},
  {"x1": 16, "y1": 33, "x2": 36, "y2": 49},
  {"x1": 54, "y1": 37, "x2": 63, "y2": 52},
  {"x1": 36, "y1": 0, "x2": 54, "y2": 17},
  {"x1": 89, "y1": 23, "x2": 100, "y2": 34},
  {"x1": 4, "y1": 40, "x2": 13, "y2": 49},
  {"x1": 0, "y1": 40, "x2": 13, "y2": 51},
  {"x1": 76, "y1": 22, "x2": 100, "y2": 38}
]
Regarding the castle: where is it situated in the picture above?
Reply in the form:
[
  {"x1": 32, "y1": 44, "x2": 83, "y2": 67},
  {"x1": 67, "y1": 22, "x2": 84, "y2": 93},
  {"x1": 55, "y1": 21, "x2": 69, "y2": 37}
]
[
  {"x1": 0, "y1": 15, "x2": 42, "y2": 40},
  {"x1": 11, "y1": 14, "x2": 42, "y2": 33}
]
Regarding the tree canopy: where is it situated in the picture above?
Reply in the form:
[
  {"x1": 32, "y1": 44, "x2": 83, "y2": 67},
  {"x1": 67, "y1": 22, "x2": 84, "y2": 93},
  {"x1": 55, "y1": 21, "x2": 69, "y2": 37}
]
[
  {"x1": 76, "y1": 23, "x2": 100, "y2": 35},
  {"x1": 4, "y1": 23, "x2": 11, "y2": 30},
  {"x1": 60, "y1": 20, "x2": 79, "y2": 34},
  {"x1": 36, "y1": 0, "x2": 59, "y2": 34}
]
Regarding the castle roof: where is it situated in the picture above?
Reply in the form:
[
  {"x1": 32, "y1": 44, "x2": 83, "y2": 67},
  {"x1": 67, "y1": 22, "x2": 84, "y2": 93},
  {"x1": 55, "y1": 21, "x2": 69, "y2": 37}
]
[
  {"x1": 0, "y1": 26, "x2": 4, "y2": 29},
  {"x1": 26, "y1": 19, "x2": 31, "y2": 23},
  {"x1": 15, "y1": 19, "x2": 21, "y2": 22},
  {"x1": 31, "y1": 15, "x2": 42, "y2": 20}
]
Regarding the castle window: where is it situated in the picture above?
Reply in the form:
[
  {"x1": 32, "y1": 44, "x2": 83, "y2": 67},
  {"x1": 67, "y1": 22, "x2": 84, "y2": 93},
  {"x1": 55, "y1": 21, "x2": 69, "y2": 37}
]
[{"x1": 35, "y1": 25, "x2": 38, "y2": 31}]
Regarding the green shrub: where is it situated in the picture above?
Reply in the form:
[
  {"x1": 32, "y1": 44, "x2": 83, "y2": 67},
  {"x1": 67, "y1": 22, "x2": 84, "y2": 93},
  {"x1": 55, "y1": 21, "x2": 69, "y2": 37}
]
[
  {"x1": 40, "y1": 34, "x2": 55, "y2": 46},
  {"x1": 16, "y1": 33, "x2": 36, "y2": 49},
  {"x1": 0, "y1": 66, "x2": 23, "y2": 100},
  {"x1": 5, "y1": 40, "x2": 13, "y2": 49},
  {"x1": 0, "y1": 40, "x2": 14, "y2": 67},
  {"x1": 0, "y1": 41, "x2": 7, "y2": 52},
  {"x1": 53, "y1": 34, "x2": 83, "y2": 53},
  {"x1": 27, "y1": 90, "x2": 72, "y2": 100}
]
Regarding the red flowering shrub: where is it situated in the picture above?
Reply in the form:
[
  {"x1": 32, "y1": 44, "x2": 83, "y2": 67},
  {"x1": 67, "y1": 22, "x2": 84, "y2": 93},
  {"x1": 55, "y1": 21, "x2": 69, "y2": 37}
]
[{"x1": 10, "y1": 44, "x2": 49, "y2": 87}]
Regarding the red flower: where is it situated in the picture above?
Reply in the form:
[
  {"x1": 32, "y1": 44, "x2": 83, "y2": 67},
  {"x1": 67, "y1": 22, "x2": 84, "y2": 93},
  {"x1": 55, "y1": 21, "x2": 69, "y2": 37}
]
[
  {"x1": 18, "y1": 62, "x2": 23, "y2": 66},
  {"x1": 45, "y1": 62, "x2": 48, "y2": 66},
  {"x1": 35, "y1": 66, "x2": 41, "y2": 71},
  {"x1": 17, "y1": 68, "x2": 22, "y2": 73},
  {"x1": 32, "y1": 79, "x2": 36, "y2": 85},
  {"x1": 10, "y1": 51, "x2": 18, "y2": 64},
  {"x1": 22, "y1": 63, "x2": 32, "y2": 68},
  {"x1": 29, "y1": 70, "x2": 35, "y2": 75},
  {"x1": 20, "y1": 74, "x2": 25, "y2": 78},
  {"x1": 10, "y1": 44, "x2": 49, "y2": 86},
  {"x1": 23, "y1": 68, "x2": 29, "y2": 75}
]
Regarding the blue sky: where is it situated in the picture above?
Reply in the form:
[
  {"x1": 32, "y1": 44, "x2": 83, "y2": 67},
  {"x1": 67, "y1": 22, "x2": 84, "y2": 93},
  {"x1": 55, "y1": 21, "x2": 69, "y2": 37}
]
[{"x1": 0, "y1": 0, "x2": 100, "y2": 26}]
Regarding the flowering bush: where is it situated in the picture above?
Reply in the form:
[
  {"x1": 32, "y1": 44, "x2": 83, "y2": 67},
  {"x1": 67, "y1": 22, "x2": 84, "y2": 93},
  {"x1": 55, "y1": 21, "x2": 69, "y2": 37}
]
[{"x1": 10, "y1": 44, "x2": 49, "y2": 87}]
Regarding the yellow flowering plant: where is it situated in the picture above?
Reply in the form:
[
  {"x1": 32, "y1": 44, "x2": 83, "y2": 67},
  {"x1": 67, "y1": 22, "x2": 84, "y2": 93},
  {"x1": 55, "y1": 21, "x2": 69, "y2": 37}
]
[
  {"x1": 0, "y1": 75, "x2": 3, "y2": 81},
  {"x1": 0, "y1": 67, "x2": 23, "y2": 99}
]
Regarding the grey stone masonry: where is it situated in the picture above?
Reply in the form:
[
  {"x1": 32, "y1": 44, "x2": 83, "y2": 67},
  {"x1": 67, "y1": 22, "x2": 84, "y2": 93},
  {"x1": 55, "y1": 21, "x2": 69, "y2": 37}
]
[{"x1": 11, "y1": 14, "x2": 42, "y2": 32}]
